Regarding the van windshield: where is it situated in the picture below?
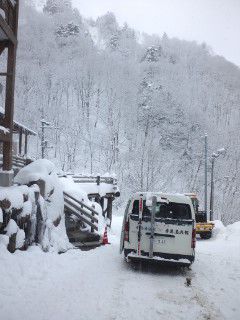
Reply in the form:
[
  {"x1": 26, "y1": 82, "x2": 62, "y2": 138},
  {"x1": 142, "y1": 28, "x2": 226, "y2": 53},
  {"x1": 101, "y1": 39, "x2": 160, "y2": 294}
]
[{"x1": 131, "y1": 200, "x2": 192, "y2": 220}]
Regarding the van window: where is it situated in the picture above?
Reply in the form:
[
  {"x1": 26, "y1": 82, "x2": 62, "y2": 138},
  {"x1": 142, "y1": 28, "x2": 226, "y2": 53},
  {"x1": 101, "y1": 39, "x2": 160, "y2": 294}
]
[
  {"x1": 131, "y1": 200, "x2": 191, "y2": 220},
  {"x1": 131, "y1": 200, "x2": 150, "y2": 216},
  {"x1": 155, "y1": 203, "x2": 192, "y2": 220}
]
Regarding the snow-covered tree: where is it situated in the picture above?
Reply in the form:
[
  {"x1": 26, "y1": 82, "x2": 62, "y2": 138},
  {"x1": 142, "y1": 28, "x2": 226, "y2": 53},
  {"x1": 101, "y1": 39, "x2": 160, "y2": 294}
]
[
  {"x1": 43, "y1": 0, "x2": 72, "y2": 15},
  {"x1": 15, "y1": 2, "x2": 240, "y2": 224}
]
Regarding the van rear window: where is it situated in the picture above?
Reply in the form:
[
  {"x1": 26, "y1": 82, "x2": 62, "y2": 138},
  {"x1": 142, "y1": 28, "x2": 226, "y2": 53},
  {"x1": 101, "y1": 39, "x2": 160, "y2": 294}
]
[{"x1": 131, "y1": 200, "x2": 192, "y2": 220}]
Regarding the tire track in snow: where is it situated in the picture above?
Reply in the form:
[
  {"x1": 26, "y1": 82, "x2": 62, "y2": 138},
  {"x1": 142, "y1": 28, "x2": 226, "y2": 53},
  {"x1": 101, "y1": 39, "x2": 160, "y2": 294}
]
[{"x1": 189, "y1": 266, "x2": 225, "y2": 319}]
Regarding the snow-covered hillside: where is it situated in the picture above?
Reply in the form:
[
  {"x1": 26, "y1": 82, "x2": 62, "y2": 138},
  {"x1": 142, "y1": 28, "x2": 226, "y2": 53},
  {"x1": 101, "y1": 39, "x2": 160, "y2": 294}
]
[
  {"x1": 1, "y1": 1, "x2": 239, "y2": 224},
  {"x1": 0, "y1": 216, "x2": 239, "y2": 320}
]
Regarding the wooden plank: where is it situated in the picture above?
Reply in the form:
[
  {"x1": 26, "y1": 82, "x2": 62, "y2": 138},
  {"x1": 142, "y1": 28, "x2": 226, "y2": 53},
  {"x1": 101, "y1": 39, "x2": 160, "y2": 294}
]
[
  {"x1": 63, "y1": 191, "x2": 99, "y2": 216},
  {"x1": 0, "y1": 131, "x2": 10, "y2": 142},
  {"x1": 64, "y1": 203, "x2": 98, "y2": 231},
  {"x1": 64, "y1": 197, "x2": 98, "y2": 223},
  {"x1": 24, "y1": 132, "x2": 28, "y2": 155},
  {"x1": 0, "y1": 15, "x2": 17, "y2": 44},
  {"x1": 72, "y1": 176, "x2": 115, "y2": 185},
  {"x1": 18, "y1": 127, "x2": 22, "y2": 155}
]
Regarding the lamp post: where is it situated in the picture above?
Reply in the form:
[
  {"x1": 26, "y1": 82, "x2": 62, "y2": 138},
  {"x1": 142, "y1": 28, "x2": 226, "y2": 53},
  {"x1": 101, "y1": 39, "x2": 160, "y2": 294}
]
[
  {"x1": 204, "y1": 134, "x2": 208, "y2": 216},
  {"x1": 209, "y1": 148, "x2": 225, "y2": 221},
  {"x1": 40, "y1": 119, "x2": 50, "y2": 159}
]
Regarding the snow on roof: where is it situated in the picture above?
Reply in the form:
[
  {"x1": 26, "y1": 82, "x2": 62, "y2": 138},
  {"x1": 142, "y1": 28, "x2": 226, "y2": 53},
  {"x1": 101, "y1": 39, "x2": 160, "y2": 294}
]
[
  {"x1": 133, "y1": 192, "x2": 192, "y2": 205},
  {"x1": 13, "y1": 119, "x2": 37, "y2": 136},
  {"x1": 0, "y1": 111, "x2": 37, "y2": 136}
]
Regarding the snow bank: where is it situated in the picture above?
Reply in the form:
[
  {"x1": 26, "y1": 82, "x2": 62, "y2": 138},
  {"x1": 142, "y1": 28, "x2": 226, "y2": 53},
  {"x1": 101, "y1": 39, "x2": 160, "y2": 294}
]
[{"x1": 211, "y1": 220, "x2": 240, "y2": 244}]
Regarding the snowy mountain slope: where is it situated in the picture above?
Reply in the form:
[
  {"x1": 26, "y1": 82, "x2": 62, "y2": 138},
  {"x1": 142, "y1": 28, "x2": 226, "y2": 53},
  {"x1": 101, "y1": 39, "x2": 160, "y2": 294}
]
[
  {"x1": 7, "y1": 1, "x2": 240, "y2": 224},
  {"x1": 0, "y1": 216, "x2": 239, "y2": 320}
]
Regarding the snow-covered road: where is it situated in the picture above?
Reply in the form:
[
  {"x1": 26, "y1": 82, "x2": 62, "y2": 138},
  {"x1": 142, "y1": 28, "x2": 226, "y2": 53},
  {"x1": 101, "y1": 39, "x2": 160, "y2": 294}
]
[{"x1": 0, "y1": 217, "x2": 240, "y2": 320}]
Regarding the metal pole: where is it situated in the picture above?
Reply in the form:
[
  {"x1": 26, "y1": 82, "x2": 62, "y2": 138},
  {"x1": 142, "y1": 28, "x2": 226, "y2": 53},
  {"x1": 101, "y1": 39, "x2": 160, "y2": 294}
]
[
  {"x1": 149, "y1": 196, "x2": 157, "y2": 259},
  {"x1": 209, "y1": 157, "x2": 214, "y2": 221},
  {"x1": 204, "y1": 134, "x2": 208, "y2": 217},
  {"x1": 41, "y1": 120, "x2": 45, "y2": 159}
]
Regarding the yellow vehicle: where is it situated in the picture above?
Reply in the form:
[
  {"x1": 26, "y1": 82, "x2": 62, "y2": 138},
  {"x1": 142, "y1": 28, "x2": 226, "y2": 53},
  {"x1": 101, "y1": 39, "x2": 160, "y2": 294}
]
[{"x1": 185, "y1": 193, "x2": 214, "y2": 239}]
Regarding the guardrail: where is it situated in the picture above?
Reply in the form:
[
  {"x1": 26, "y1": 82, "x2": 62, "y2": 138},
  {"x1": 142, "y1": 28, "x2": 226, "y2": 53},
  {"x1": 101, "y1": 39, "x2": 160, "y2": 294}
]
[
  {"x1": 63, "y1": 191, "x2": 99, "y2": 232},
  {"x1": 59, "y1": 174, "x2": 117, "y2": 186}
]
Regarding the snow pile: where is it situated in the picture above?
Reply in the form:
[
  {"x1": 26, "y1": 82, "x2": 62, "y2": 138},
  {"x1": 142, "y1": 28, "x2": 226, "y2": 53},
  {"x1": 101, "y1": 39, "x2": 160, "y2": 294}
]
[
  {"x1": 14, "y1": 159, "x2": 72, "y2": 253},
  {"x1": 212, "y1": 219, "x2": 240, "y2": 244},
  {"x1": 15, "y1": 159, "x2": 56, "y2": 194}
]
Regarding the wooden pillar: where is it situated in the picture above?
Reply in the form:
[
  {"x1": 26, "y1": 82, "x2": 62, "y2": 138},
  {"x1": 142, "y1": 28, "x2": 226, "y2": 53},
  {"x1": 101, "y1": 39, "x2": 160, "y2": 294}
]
[
  {"x1": 100, "y1": 197, "x2": 104, "y2": 211},
  {"x1": 95, "y1": 195, "x2": 100, "y2": 204},
  {"x1": 24, "y1": 133, "x2": 28, "y2": 156},
  {"x1": 106, "y1": 197, "x2": 113, "y2": 227},
  {"x1": 18, "y1": 128, "x2": 22, "y2": 155},
  {"x1": 2, "y1": 1, "x2": 19, "y2": 172},
  {"x1": 2, "y1": 42, "x2": 16, "y2": 171}
]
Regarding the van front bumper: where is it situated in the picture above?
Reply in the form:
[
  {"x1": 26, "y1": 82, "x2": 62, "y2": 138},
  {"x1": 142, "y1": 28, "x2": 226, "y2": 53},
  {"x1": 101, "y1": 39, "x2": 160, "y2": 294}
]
[{"x1": 124, "y1": 249, "x2": 194, "y2": 266}]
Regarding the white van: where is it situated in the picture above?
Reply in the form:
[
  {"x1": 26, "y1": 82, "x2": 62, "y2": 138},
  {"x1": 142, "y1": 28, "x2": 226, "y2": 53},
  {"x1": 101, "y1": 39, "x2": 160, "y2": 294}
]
[{"x1": 120, "y1": 192, "x2": 196, "y2": 266}]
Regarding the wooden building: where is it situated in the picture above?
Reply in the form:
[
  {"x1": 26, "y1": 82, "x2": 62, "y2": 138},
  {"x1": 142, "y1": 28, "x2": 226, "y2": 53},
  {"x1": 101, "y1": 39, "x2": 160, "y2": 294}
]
[{"x1": 0, "y1": 0, "x2": 19, "y2": 185}]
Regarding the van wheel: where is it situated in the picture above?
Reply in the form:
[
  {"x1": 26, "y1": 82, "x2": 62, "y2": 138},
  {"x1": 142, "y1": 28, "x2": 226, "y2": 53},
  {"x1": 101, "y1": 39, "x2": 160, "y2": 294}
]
[{"x1": 200, "y1": 232, "x2": 212, "y2": 239}]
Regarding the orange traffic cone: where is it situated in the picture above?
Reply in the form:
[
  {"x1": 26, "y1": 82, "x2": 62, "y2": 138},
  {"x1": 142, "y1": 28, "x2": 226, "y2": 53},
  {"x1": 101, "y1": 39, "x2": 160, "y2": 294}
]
[{"x1": 102, "y1": 226, "x2": 110, "y2": 245}]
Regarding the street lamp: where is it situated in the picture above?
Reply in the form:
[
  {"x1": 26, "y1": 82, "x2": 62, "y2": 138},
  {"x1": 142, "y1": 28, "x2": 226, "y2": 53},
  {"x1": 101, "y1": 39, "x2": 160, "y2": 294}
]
[
  {"x1": 40, "y1": 119, "x2": 51, "y2": 159},
  {"x1": 209, "y1": 148, "x2": 226, "y2": 221}
]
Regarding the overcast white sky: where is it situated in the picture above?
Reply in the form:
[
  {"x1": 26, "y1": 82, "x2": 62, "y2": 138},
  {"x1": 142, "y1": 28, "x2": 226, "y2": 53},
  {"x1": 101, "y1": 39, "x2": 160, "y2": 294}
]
[{"x1": 72, "y1": 0, "x2": 240, "y2": 66}]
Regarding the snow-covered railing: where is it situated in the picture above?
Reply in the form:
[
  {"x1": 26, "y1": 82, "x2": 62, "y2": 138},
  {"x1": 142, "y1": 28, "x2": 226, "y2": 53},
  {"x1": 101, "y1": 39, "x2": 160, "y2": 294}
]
[
  {"x1": 59, "y1": 174, "x2": 120, "y2": 199},
  {"x1": 0, "y1": 154, "x2": 32, "y2": 170},
  {"x1": 63, "y1": 191, "x2": 99, "y2": 232},
  {"x1": 60, "y1": 174, "x2": 117, "y2": 186}
]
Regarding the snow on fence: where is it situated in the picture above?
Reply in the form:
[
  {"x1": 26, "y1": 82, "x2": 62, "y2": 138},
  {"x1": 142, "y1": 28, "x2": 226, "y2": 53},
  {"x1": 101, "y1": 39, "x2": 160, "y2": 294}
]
[
  {"x1": 59, "y1": 174, "x2": 120, "y2": 227},
  {"x1": 64, "y1": 191, "x2": 99, "y2": 232},
  {"x1": 59, "y1": 174, "x2": 120, "y2": 197}
]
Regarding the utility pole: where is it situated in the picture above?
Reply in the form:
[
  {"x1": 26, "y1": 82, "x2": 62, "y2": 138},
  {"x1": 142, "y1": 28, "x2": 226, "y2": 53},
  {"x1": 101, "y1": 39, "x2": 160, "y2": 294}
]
[
  {"x1": 209, "y1": 156, "x2": 214, "y2": 221},
  {"x1": 209, "y1": 148, "x2": 225, "y2": 221},
  {"x1": 204, "y1": 134, "x2": 208, "y2": 217},
  {"x1": 40, "y1": 119, "x2": 50, "y2": 159}
]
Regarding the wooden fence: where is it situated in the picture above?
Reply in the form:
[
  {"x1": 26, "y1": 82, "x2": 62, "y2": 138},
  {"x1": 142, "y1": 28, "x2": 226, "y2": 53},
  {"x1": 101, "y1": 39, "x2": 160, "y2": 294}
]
[
  {"x1": 0, "y1": 154, "x2": 32, "y2": 170},
  {"x1": 64, "y1": 191, "x2": 99, "y2": 232}
]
